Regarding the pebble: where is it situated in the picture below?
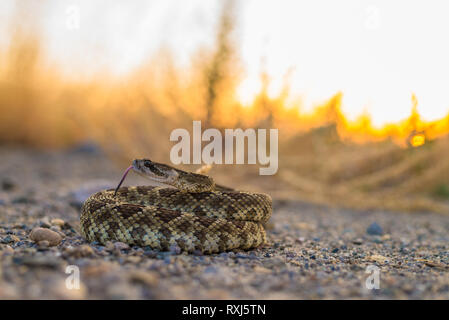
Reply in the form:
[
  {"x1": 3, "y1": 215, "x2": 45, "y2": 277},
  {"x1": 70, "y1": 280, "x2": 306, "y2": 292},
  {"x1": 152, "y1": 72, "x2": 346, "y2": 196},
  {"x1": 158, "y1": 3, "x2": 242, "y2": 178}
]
[
  {"x1": 12, "y1": 197, "x2": 34, "y2": 204},
  {"x1": 126, "y1": 256, "x2": 142, "y2": 264},
  {"x1": 64, "y1": 244, "x2": 95, "y2": 258},
  {"x1": 368, "y1": 254, "x2": 389, "y2": 263},
  {"x1": 29, "y1": 227, "x2": 62, "y2": 246},
  {"x1": 129, "y1": 270, "x2": 158, "y2": 287},
  {"x1": 296, "y1": 237, "x2": 306, "y2": 243},
  {"x1": 1, "y1": 235, "x2": 20, "y2": 244},
  {"x1": 169, "y1": 244, "x2": 181, "y2": 255},
  {"x1": 144, "y1": 250, "x2": 158, "y2": 258},
  {"x1": 51, "y1": 218, "x2": 65, "y2": 227},
  {"x1": 39, "y1": 221, "x2": 52, "y2": 229},
  {"x1": 83, "y1": 261, "x2": 115, "y2": 277},
  {"x1": 1, "y1": 178, "x2": 15, "y2": 191},
  {"x1": 37, "y1": 240, "x2": 50, "y2": 248},
  {"x1": 193, "y1": 250, "x2": 203, "y2": 256},
  {"x1": 50, "y1": 226, "x2": 61, "y2": 233},
  {"x1": 114, "y1": 242, "x2": 130, "y2": 251},
  {"x1": 2, "y1": 245, "x2": 14, "y2": 255},
  {"x1": 163, "y1": 256, "x2": 171, "y2": 264},
  {"x1": 204, "y1": 266, "x2": 218, "y2": 274},
  {"x1": 14, "y1": 256, "x2": 62, "y2": 269},
  {"x1": 253, "y1": 266, "x2": 272, "y2": 274},
  {"x1": 381, "y1": 234, "x2": 391, "y2": 241},
  {"x1": 367, "y1": 222, "x2": 384, "y2": 236}
]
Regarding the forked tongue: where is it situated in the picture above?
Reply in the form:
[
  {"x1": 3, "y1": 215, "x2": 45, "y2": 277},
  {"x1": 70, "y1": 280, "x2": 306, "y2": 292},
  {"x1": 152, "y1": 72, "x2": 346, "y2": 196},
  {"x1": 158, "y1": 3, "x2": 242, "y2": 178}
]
[{"x1": 114, "y1": 165, "x2": 133, "y2": 196}]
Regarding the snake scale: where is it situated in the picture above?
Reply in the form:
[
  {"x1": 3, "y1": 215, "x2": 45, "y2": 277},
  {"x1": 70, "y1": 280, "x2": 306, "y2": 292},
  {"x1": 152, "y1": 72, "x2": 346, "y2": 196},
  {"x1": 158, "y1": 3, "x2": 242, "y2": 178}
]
[{"x1": 80, "y1": 159, "x2": 272, "y2": 253}]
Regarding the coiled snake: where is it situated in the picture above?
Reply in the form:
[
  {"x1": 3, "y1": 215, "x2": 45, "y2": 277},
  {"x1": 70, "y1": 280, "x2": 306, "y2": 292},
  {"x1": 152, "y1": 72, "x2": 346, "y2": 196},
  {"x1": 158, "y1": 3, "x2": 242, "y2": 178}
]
[{"x1": 80, "y1": 159, "x2": 272, "y2": 253}]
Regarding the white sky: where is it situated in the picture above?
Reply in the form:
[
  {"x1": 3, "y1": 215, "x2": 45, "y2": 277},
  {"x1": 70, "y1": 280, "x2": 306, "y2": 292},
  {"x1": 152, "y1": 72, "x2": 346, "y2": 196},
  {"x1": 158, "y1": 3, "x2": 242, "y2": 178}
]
[{"x1": 2, "y1": 0, "x2": 449, "y2": 126}]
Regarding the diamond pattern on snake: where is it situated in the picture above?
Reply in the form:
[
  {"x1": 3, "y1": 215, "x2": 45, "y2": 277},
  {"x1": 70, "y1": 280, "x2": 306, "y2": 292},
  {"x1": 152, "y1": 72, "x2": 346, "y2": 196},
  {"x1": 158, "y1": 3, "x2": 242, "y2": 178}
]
[{"x1": 81, "y1": 159, "x2": 272, "y2": 253}]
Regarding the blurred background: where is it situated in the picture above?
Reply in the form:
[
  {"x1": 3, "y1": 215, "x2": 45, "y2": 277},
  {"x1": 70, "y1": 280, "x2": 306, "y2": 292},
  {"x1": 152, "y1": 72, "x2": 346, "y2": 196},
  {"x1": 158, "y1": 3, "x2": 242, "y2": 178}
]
[{"x1": 1, "y1": 0, "x2": 449, "y2": 214}]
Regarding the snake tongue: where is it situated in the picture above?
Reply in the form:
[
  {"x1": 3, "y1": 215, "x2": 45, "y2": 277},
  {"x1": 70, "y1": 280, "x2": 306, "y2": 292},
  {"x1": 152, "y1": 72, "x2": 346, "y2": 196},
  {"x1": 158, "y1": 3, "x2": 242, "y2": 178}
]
[{"x1": 114, "y1": 165, "x2": 134, "y2": 196}]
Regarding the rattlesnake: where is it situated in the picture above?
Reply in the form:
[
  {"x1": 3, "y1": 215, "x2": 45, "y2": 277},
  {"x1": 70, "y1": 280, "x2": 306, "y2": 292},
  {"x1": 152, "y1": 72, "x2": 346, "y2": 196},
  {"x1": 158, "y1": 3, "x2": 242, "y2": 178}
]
[{"x1": 80, "y1": 159, "x2": 272, "y2": 253}]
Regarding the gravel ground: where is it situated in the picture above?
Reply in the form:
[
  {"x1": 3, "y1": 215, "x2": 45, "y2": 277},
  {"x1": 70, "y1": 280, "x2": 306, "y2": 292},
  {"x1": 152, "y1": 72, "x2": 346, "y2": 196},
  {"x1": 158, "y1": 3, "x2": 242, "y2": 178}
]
[{"x1": 0, "y1": 146, "x2": 448, "y2": 299}]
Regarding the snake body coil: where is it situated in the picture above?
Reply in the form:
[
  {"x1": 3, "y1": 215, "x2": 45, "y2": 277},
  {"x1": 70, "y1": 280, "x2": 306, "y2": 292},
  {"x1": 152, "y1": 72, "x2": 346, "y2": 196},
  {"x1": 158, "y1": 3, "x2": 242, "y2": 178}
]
[{"x1": 80, "y1": 159, "x2": 272, "y2": 253}]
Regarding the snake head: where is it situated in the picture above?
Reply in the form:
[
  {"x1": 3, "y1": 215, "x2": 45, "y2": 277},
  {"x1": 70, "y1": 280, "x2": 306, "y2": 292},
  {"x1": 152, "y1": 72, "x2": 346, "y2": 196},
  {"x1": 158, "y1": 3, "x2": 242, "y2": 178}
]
[{"x1": 132, "y1": 159, "x2": 179, "y2": 184}]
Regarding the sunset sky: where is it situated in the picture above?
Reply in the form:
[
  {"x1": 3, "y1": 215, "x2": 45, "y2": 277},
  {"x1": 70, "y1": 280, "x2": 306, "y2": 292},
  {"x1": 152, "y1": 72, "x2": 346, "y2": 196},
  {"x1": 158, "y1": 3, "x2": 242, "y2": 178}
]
[{"x1": 2, "y1": 0, "x2": 449, "y2": 127}]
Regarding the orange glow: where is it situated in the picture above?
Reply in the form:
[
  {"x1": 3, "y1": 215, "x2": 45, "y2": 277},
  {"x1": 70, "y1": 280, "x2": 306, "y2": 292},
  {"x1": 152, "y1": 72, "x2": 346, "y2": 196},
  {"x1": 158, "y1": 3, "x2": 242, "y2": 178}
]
[
  {"x1": 410, "y1": 134, "x2": 426, "y2": 147},
  {"x1": 339, "y1": 96, "x2": 449, "y2": 146},
  {"x1": 236, "y1": 89, "x2": 449, "y2": 147}
]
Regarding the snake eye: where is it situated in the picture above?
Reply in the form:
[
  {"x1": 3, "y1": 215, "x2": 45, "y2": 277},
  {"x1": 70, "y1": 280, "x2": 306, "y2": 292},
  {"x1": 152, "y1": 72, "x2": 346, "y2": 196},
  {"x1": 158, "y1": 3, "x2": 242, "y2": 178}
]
[{"x1": 144, "y1": 160, "x2": 153, "y2": 168}]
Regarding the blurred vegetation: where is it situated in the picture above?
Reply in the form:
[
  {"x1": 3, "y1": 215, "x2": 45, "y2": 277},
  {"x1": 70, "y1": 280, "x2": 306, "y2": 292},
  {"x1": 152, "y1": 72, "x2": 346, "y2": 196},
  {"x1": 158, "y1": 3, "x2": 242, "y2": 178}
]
[
  {"x1": 0, "y1": 1, "x2": 449, "y2": 215},
  {"x1": 433, "y1": 184, "x2": 449, "y2": 200}
]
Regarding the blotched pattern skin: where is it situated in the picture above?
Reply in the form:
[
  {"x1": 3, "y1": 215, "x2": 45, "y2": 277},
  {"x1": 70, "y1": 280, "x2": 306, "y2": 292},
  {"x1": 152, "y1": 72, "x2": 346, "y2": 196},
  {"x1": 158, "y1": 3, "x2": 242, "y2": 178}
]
[{"x1": 80, "y1": 185, "x2": 272, "y2": 254}]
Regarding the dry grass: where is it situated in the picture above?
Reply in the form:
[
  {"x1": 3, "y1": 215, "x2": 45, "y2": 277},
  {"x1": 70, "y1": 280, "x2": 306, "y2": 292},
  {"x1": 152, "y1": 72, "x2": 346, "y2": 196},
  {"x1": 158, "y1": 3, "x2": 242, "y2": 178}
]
[{"x1": 277, "y1": 127, "x2": 449, "y2": 215}]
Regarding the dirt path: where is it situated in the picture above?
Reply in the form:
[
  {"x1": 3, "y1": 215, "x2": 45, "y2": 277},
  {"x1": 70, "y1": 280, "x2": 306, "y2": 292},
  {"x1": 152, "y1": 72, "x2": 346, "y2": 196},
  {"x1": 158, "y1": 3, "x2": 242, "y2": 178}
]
[{"x1": 0, "y1": 147, "x2": 448, "y2": 299}]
